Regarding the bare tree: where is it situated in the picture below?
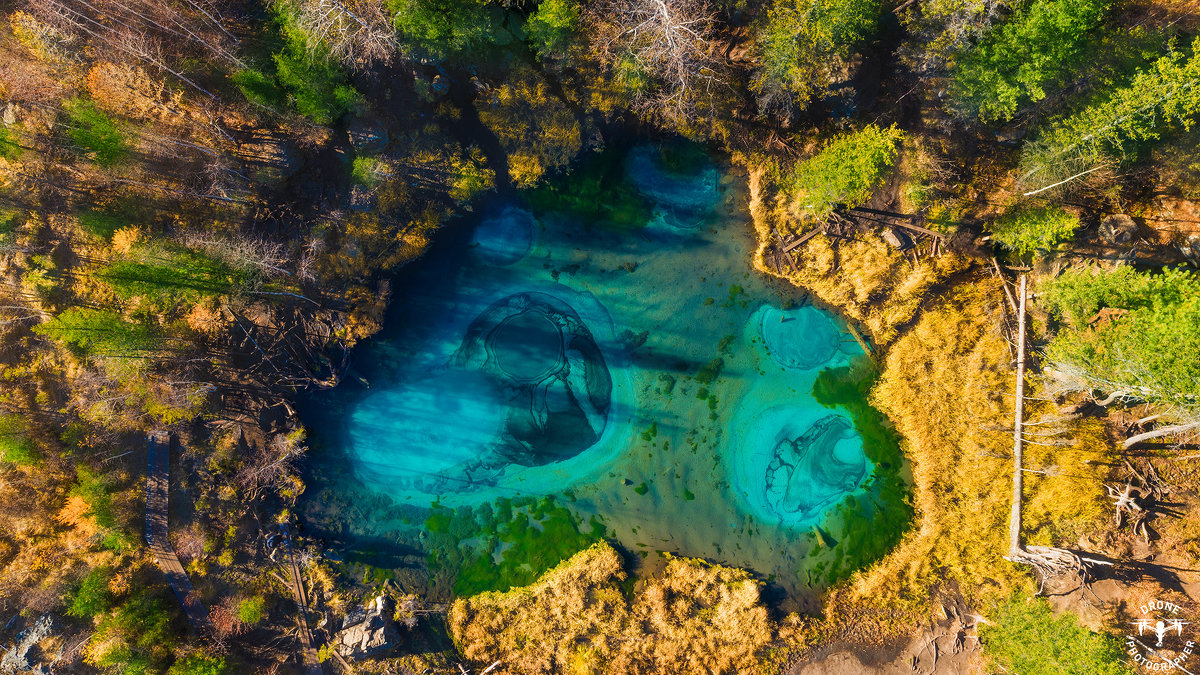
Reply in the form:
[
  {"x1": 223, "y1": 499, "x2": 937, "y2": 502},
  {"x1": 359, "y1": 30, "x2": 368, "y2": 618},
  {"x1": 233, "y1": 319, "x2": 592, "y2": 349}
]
[
  {"x1": 287, "y1": 0, "x2": 396, "y2": 69},
  {"x1": 235, "y1": 430, "x2": 305, "y2": 501},
  {"x1": 28, "y1": 0, "x2": 245, "y2": 98},
  {"x1": 588, "y1": 0, "x2": 722, "y2": 123}
]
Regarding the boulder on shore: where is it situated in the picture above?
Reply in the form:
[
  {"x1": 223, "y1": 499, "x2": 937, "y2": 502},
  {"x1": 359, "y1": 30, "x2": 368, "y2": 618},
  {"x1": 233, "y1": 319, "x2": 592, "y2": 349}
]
[{"x1": 335, "y1": 595, "x2": 400, "y2": 659}]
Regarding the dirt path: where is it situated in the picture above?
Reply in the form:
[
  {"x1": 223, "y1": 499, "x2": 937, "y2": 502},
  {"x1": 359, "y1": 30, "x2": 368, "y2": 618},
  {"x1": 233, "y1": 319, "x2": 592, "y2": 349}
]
[{"x1": 145, "y1": 432, "x2": 211, "y2": 631}]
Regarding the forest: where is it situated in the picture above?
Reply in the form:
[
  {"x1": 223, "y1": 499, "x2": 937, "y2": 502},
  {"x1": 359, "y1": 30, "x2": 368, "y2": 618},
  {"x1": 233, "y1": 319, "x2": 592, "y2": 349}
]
[{"x1": 0, "y1": 0, "x2": 1198, "y2": 670}]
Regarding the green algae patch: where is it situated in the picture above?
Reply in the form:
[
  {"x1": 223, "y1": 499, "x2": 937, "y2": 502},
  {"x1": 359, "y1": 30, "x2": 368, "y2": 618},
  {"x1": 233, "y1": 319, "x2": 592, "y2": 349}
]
[
  {"x1": 425, "y1": 496, "x2": 607, "y2": 596},
  {"x1": 525, "y1": 149, "x2": 653, "y2": 230},
  {"x1": 695, "y1": 357, "x2": 724, "y2": 384},
  {"x1": 810, "y1": 360, "x2": 913, "y2": 584}
]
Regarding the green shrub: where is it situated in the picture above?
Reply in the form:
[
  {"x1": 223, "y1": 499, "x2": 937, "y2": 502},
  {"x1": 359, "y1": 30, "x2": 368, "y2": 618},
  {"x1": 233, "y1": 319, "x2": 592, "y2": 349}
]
[
  {"x1": 981, "y1": 595, "x2": 1132, "y2": 674},
  {"x1": 526, "y1": 0, "x2": 578, "y2": 56},
  {"x1": 991, "y1": 205, "x2": 1079, "y2": 255},
  {"x1": 232, "y1": 69, "x2": 286, "y2": 110},
  {"x1": 449, "y1": 153, "x2": 494, "y2": 203},
  {"x1": 35, "y1": 308, "x2": 161, "y2": 356},
  {"x1": 91, "y1": 592, "x2": 177, "y2": 674},
  {"x1": 0, "y1": 126, "x2": 21, "y2": 160},
  {"x1": 99, "y1": 240, "x2": 255, "y2": 313},
  {"x1": 787, "y1": 124, "x2": 904, "y2": 220},
  {"x1": 390, "y1": 0, "x2": 505, "y2": 59},
  {"x1": 167, "y1": 654, "x2": 229, "y2": 675},
  {"x1": 72, "y1": 467, "x2": 119, "y2": 530},
  {"x1": 62, "y1": 98, "x2": 128, "y2": 167},
  {"x1": 351, "y1": 156, "x2": 383, "y2": 188},
  {"x1": 253, "y1": 1, "x2": 363, "y2": 125},
  {"x1": 78, "y1": 209, "x2": 128, "y2": 241},
  {"x1": 950, "y1": 0, "x2": 1112, "y2": 123},
  {"x1": 68, "y1": 567, "x2": 114, "y2": 618},
  {"x1": 95, "y1": 645, "x2": 154, "y2": 675},
  {"x1": 1042, "y1": 266, "x2": 1200, "y2": 406},
  {"x1": 615, "y1": 53, "x2": 652, "y2": 96},
  {"x1": 237, "y1": 596, "x2": 266, "y2": 625},
  {"x1": 0, "y1": 209, "x2": 19, "y2": 234},
  {"x1": 99, "y1": 247, "x2": 245, "y2": 310},
  {"x1": 0, "y1": 414, "x2": 36, "y2": 465}
]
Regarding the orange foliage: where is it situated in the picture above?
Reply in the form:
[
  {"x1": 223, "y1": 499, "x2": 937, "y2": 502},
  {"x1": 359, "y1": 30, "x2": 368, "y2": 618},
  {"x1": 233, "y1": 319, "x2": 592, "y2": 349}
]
[{"x1": 84, "y1": 62, "x2": 180, "y2": 123}]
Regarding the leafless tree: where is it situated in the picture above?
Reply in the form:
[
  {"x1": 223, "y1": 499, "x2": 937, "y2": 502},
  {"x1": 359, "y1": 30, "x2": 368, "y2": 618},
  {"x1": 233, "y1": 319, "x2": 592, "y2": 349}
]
[
  {"x1": 235, "y1": 430, "x2": 305, "y2": 501},
  {"x1": 28, "y1": 0, "x2": 244, "y2": 98},
  {"x1": 287, "y1": 0, "x2": 397, "y2": 69},
  {"x1": 588, "y1": 0, "x2": 722, "y2": 123},
  {"x1": 180, "y1": 232, "x2": 291, "y2": 279}
]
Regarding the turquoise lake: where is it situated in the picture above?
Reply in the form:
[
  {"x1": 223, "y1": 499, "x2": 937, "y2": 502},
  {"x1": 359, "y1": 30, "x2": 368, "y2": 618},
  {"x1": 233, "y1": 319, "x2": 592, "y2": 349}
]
[{"x1": 298, "y1": 143, "x2": 911, "y2": 606}]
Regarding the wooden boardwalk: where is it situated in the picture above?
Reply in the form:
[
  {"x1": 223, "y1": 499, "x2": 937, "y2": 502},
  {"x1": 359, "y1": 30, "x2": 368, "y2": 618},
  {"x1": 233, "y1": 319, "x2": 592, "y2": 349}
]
[
  {"x1": 145, "y1": 432, "x2": 211, "y2": 631},
  {"x1": 280, "y1": 522, "x2": 324, "y2": 675}
]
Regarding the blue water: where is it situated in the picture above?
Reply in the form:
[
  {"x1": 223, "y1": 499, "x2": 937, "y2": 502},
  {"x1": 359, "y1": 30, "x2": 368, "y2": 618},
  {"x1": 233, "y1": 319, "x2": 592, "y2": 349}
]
[{"x1": 300, "y1": 143, "x2": 904, "y2": 601}]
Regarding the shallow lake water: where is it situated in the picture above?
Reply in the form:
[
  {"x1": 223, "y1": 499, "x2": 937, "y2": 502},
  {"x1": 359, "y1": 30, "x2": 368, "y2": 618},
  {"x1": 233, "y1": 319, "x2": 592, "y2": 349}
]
[{"x1": 298, "y1": 143, "x2": 910, "y2": 606}]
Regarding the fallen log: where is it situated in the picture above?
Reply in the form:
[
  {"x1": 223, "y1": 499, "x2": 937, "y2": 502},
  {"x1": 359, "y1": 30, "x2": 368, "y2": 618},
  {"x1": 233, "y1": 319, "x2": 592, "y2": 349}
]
[
  {"x1": 1124, "y1": 421, "x2": 1200, "y2": 449},
  {"x1": 782, "y1": 224, "x2": 827, "y2": 252}
]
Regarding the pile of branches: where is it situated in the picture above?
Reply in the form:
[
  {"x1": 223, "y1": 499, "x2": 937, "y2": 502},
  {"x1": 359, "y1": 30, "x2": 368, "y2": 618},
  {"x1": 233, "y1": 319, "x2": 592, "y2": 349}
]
[{"x1": 1107, "y1": 458, "x2": 1175, "y2": 543}]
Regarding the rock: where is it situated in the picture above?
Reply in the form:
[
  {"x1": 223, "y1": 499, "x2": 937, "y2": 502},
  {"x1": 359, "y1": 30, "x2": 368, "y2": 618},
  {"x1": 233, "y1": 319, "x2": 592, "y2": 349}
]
[
  {"x1": 1, "y1": 104, "x2": 16, "y2": 126},
  {"x1": 882, "y1": 228, "x2": 911, "y2": 249},
  {"x1": 1099, "y1": 214, "x2": 1137, "y2": 244},
  {"x1": 347, "y1": 119, "x2": 388, "y2": 155},
  {"x1": 1179, "y1": 233, "x2": 1200, "y2": 266},
  {"x1": 1, "y1": 614, "x2": 53, "y2": 674},
  {"x1": 335, "y1": 595, "x2": 399, "y2": 659},
  {"x1": 995, "y1": 126, "x2": 1025, "y2": 145}
]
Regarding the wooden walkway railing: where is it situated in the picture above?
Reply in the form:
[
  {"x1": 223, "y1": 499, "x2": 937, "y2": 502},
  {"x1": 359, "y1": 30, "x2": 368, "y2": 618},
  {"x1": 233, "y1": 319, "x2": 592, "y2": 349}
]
[
  {"x1": 280, "y1": 522, "x2": 324, "y2": 674},
  {"x1": 145, "y1": 432, "x2": 211, "y2": 631}
]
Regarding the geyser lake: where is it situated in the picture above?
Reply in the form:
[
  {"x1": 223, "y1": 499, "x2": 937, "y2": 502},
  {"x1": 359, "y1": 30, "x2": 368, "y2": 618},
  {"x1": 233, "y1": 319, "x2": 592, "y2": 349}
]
[{"x1": 298, "y1": 143, "x2": 911, "y2": 607}]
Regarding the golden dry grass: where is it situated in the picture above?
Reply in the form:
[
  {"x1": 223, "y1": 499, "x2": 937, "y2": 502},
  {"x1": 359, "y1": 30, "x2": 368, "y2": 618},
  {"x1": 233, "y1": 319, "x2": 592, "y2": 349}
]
[
  {"x1": 846, "y1": 278, "x2": 1111, "y2": 611},
  {"x1": 743, "y1": 159, "x2": 968, "y2": 347},
  {"x1": 448, "y1": 542, "x2": 774, "y2": 675}
]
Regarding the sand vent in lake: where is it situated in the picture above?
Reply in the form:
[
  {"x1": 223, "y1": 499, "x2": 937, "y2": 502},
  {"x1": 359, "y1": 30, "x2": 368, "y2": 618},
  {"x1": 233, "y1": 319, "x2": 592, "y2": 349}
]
[{"x1": 456, "y1": 292, "x2": 613, "y2": 466}]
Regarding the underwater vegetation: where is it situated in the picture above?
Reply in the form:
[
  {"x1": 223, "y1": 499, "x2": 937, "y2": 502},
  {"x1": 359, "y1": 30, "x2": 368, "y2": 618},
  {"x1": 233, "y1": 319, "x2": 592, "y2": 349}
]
[
  {"x1": 524, "y1": 147, "x2": 655, "y2": 229},
  {"x1": 807, "y1": 360, "x2": 913, "y2": 584},
  {"x1": 424, "y1": 495, "x2": 607, "y2": 596}
]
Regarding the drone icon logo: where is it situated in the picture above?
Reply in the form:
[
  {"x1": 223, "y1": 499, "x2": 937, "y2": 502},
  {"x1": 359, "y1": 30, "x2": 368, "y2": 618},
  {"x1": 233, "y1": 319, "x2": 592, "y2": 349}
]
[
  {"x1": 1133, "y1": 618, "x2": 1190, "y2": 648},
  {"x1": 1126, "y1": 599, "x2": 1196, "y2": 672}
]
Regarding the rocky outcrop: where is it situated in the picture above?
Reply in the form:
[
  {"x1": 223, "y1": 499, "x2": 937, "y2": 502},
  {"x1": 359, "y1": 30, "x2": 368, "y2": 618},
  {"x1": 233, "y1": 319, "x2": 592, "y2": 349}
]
[
  {"x1": 334, "y1": 595, "x2": 399, "y2": 659},
  {"x1": 0, "y1": 615, "x2": 52, "y2": 674}
]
